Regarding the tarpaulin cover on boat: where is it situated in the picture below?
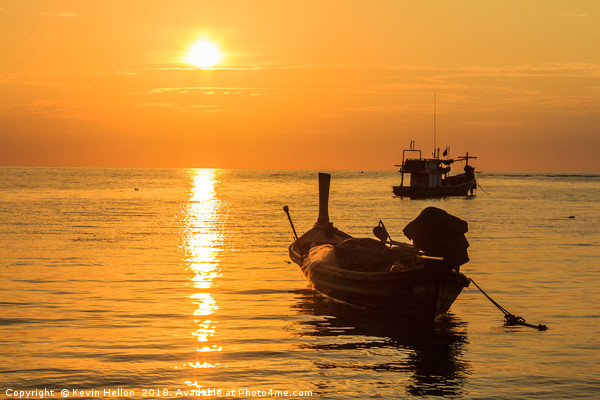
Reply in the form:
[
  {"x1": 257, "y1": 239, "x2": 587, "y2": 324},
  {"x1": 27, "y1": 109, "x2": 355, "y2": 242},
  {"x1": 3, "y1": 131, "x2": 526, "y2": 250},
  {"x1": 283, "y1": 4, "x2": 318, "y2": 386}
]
[{"x1": 334, "y1": 238, "x2": 419, "y2": 272}]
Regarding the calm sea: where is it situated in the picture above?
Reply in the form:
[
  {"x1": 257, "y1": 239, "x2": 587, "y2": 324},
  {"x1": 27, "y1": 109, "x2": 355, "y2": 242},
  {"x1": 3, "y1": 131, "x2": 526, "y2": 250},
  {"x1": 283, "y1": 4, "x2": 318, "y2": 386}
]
[{"x1": 1, "y1": 168, "x2": 598, "y2": 400}]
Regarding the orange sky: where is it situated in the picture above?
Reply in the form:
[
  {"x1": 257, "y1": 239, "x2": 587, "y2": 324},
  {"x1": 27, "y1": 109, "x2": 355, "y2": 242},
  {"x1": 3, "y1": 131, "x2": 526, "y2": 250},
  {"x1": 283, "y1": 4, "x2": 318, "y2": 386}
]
[{"x1": 1, "y1": 1, "x2": 599, "y2": 172}]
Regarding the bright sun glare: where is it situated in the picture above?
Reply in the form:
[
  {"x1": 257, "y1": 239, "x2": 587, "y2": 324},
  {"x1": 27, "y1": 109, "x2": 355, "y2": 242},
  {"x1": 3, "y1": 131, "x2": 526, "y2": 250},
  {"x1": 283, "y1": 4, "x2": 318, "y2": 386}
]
[{"x1": 186, "y1": 40, "x2": 222, "y2": 68}]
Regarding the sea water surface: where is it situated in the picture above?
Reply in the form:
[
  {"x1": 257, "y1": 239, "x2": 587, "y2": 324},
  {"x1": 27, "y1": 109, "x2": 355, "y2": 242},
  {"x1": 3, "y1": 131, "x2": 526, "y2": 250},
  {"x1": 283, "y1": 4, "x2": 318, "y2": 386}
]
[{"x1": 0, "y1": 168, "x2": 598, "y2": 399}]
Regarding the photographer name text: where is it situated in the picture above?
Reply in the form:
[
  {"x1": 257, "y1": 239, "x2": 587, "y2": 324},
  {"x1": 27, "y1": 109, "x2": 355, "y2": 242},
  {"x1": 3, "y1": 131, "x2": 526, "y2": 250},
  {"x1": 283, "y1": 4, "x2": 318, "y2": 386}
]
[{"x1": 4, "y1": 387, "x2": 312, "y2": 399}]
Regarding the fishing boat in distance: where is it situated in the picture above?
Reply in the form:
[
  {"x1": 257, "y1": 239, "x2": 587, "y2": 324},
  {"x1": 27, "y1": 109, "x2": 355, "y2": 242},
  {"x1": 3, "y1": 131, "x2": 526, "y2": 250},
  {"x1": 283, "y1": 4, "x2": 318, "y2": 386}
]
[
  {"x1": 392, "y1": 140, "x2": 477, "y2": 198},
  {"x1": 284, "y1": 173, "x2": 471, "y2": 323}
]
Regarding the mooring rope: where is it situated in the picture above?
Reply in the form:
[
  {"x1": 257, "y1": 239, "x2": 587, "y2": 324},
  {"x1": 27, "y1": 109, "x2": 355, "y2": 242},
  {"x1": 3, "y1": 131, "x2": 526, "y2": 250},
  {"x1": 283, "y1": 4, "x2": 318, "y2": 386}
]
[
  {"x1": 469, "y1": 278, "x2": 548, "y2": 331},
  {"x1": 477, "y1": 182, "x2": 490, "y2": 195}
]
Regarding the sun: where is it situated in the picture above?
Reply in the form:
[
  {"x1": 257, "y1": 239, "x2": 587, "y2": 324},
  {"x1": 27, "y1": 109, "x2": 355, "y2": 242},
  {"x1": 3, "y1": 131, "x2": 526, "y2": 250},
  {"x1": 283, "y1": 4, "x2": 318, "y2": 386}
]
[{"x1": 186, "y1": 40, "x2": 222, "y2": 68}]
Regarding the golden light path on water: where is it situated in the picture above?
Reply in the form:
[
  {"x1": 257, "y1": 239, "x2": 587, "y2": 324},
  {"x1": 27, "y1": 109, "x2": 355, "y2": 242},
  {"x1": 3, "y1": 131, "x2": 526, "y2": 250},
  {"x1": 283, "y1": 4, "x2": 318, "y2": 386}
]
[{"x1": 180, "y1": 169, "x2": 224, "y2": 384}]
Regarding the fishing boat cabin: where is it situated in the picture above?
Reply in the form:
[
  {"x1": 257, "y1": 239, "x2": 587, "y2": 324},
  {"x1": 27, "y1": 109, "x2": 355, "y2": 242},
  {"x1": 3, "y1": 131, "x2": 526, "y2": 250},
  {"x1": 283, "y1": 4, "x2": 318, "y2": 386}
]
[{"x1": 393, "y1": 141, "x2": 477, "y2": 198}]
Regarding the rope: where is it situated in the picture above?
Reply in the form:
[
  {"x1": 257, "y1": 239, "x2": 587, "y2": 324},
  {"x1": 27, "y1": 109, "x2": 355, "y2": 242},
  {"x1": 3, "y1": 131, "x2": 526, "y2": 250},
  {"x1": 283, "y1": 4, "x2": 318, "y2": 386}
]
[
  {"x1": 477, "y1": 182, "x2": 490, "y2": 195},
  {"x1": 470, "y1": 278, "x2": 547, "y2": 331},
  {"x1": 469, "y1": 278, "x2": 511, "y2": 315}
]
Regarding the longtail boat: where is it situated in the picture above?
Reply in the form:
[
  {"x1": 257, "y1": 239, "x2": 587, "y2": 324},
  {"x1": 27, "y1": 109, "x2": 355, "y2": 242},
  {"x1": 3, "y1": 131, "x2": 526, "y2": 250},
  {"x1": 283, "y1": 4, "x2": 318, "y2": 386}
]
[{"x1": 284, "y1": 173, "x2": 471, "y2": 322}]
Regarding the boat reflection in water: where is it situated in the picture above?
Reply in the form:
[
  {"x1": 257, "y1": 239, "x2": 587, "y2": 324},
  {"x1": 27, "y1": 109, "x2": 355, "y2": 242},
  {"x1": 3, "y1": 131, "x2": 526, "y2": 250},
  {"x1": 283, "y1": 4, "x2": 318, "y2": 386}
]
[{"x1": 291, "y1": 289, "x2": 470, "y2": 397}]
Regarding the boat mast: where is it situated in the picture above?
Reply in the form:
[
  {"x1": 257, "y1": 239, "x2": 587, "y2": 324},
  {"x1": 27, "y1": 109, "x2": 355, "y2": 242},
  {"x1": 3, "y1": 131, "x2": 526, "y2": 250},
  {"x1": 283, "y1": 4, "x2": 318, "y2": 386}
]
[{"x1": 433, "y1": 92, "x2": 437, "y2": 158}]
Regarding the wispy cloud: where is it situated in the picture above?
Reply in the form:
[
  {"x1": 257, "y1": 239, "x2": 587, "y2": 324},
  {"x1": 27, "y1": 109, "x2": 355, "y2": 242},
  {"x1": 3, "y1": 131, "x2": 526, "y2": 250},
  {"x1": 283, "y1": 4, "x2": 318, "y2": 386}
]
[
  {"x1": 339, "y1": 104, "x2": 431, "y2": 115},
  {"x1": 361, "y1": 63, "x2": 600, "y2": 112},
  {"x1": 2, "y1": 62, "x2": 597, "y2": 120},
  {"x1": 135, "y1": 102, "x2": 225, "y2": 113},
  {"x1": 42, "y1": 12, "x2": 78, "y2": 18},
  {"x1": 130, "y1": 86, "x2": 290, "y2": 97},
  {"x1": 467, "y1": 120, "x2": 534, "y2": 128},
  {"x1": 0, "y1": 100, "x2": 87, "y2": 120}
]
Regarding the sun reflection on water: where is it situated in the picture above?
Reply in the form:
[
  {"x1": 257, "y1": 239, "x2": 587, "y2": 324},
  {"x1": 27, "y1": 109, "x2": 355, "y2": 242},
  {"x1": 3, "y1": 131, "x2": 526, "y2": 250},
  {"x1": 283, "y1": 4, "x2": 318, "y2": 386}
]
[{"x1": 180, "y1": 169, "x2": 225, "y2": 374}]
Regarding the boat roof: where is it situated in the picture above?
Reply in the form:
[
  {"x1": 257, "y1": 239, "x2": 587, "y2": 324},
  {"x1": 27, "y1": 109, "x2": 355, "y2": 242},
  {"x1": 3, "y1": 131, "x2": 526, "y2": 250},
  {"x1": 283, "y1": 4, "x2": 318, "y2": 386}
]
[{"x1": 395, "y1": 157, "x2": 453, "y2": 168}]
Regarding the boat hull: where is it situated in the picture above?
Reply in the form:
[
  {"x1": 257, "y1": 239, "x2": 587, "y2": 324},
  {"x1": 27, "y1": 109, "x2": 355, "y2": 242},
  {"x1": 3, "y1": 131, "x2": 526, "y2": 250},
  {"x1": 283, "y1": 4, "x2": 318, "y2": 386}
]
[
  {"x1": 393, "y1": 176, "x2": 475, "y2": 198},
  {"x1": 290, "y1": 242, "x2": 470, "y2": 318}
]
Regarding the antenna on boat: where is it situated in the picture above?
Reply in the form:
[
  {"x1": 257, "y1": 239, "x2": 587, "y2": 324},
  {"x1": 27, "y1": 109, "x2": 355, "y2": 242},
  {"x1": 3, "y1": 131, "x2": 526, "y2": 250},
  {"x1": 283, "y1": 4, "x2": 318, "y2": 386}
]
[{"x1": 433, "y1": 92, "x2": 436, "y2": 158}]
